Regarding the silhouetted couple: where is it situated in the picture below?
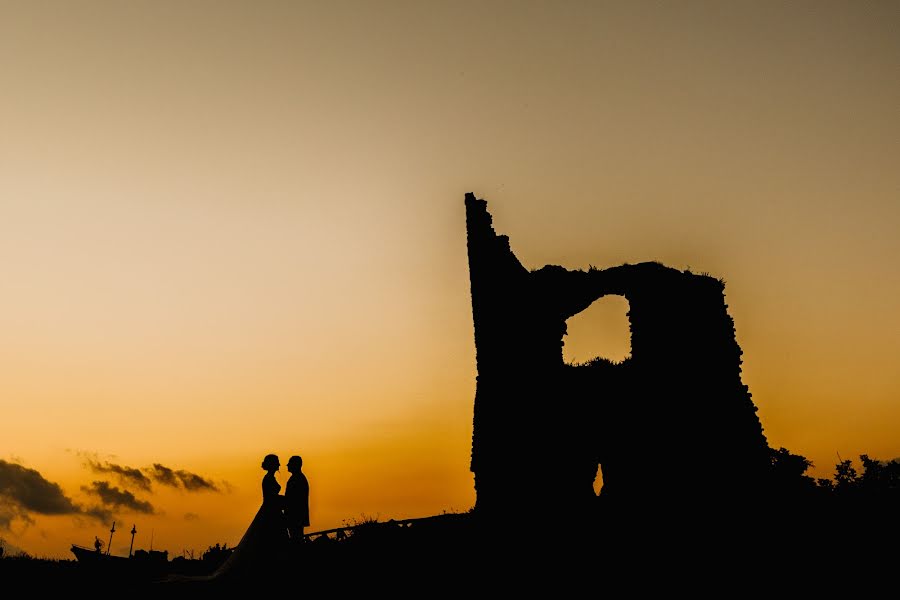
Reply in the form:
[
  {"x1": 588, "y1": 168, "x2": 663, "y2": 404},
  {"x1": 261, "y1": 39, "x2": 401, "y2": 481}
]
[
  {"x1": 210, "y1": 454, "x2": 309, "y2": 579},
  {"x1": 261, "y1": 454, "x2": 311, "y2": 543}
]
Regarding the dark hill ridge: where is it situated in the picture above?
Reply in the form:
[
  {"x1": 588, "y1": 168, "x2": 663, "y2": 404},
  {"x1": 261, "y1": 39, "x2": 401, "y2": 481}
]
[
  {"x1": 465, "y1": 192, "x2": 769, "y2": 520},
  {"x1": 5, "y1": 502, "x2": 897, "y2": 593}
]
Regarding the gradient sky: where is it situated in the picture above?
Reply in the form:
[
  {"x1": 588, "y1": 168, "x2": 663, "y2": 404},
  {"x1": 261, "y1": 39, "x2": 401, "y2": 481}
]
[{"x1": 1, "y1": 1, "x2": 898, "y2": 557}]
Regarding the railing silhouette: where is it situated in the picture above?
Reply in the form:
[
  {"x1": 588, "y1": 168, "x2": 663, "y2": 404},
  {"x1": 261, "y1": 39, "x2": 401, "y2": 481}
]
[{"x1": 302, "y1": 513, "x2": 464, "y2": 543}]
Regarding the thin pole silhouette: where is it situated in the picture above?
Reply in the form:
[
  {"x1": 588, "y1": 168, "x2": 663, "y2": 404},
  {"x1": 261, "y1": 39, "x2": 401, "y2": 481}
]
[
  {"x1": 129, "y1": 525, "x2": 136, "y2": 558},
  {"x1": 107, "y1": 522, "x2": 116, "y2": 556}
]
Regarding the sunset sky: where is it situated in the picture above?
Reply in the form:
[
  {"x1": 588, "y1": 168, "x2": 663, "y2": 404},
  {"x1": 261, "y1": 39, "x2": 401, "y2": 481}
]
[{"x1": 1, "y1": 1, "x2": 898, "y2": 558}]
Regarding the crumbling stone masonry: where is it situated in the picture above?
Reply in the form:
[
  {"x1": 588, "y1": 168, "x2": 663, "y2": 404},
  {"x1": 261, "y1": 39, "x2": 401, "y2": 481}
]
[{"x1": 465, "y1": 193, "x2": 771, "y2": 519}]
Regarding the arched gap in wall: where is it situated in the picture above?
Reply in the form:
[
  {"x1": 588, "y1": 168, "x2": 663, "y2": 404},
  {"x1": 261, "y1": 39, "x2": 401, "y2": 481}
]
[{"x1": 562, "y1": 295, "x2": 631, "y2": 365}]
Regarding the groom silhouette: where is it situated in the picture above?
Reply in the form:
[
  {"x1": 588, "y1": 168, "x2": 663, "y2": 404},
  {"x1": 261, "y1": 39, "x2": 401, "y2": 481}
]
[{"x1": 284, "y1": 455, "x2": 310, "y2": 543}]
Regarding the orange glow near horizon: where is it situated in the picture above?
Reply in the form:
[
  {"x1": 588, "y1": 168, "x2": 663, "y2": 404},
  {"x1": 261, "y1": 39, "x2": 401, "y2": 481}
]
[{"x1": 1, "y1": 2, "x2": 899, "y2": 557}]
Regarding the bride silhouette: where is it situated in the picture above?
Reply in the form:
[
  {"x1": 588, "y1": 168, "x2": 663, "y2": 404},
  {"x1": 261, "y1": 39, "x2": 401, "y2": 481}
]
[
  {"x1": 209, "y1": 454, "x2": 289, "y2": 578},
  {"x1": 161, "y1": 454, "x2": 290, "y2": 586}
]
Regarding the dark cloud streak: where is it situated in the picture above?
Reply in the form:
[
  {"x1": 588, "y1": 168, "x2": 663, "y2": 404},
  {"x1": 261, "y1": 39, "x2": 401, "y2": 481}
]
[
  {"x1": 175, "y1": 470, "x2": 219, "y2": 492},
  {"x1": 81, "y1": 481, "x2": 154, "y2": 514},
  {"x1": 145, "y1": 464, "x2": 220, "y2": 492},
  {"x1": 0, "y1": 460, "x2": 107, "y2": 528},
  {"x1": 146, "y1": 464, "x2": 178, "y2": 488},
  {"x1": 0, "y1": 460, "x2": 80, "y2": 530},
  {"x1": 82, "y1": 505, "x2": 113, "y2": 523},
  {"x1": 78, "y1": 456, "x2": 224, "y2": 494},
  {"x1": 84, "y1": 460, "x2": 152, "y2": 491}
]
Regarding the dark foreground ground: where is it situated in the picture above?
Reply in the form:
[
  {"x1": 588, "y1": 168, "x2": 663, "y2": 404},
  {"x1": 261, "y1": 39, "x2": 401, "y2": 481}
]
[{"x1": 2, "y1": 510, "x2": 895, "y2": 595}]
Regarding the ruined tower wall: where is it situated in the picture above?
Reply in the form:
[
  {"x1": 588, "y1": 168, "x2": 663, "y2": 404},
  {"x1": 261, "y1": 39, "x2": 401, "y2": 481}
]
[{"x1": 465, "y1": 193, "x2": 770, "y2": 519}]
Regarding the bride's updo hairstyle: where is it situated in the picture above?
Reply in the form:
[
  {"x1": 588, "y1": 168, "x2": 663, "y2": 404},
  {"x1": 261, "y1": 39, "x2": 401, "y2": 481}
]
[{"x1": 261, "y1": 454, "x2": 279, "y2": 471}]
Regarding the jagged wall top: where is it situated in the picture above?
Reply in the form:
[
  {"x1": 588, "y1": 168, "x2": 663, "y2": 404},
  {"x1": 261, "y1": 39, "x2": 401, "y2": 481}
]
[{"x1": 465, "y1": 192, "x2": 770, "y2": 516}]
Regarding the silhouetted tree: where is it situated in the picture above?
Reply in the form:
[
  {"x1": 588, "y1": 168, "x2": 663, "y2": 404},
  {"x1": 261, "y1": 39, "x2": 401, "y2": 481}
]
[
  {"x1": 816, "y1": 477, "x2": 834, "y2": 492},
  {"x1": 201, "y1": 543, "x2": 232, "y2": 569},
  {"x1": 814, "y1": 454, "x2": 900, "y2": 506},
  {"x1": 858, "y1": 454, "x2": 900, "y2": 494},
  {"x1": 833, "y1": 459, "x2": 859, "y2": 491},
  {"x1": 769, "y1": 446, "x2": 816, "y2": 492}
]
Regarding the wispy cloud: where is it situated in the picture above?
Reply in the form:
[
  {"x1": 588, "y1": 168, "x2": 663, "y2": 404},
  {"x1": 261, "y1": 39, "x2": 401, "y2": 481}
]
[
  {"x1": 77, "y1": 455, "x2": 225, "y2": 494},
  {"x1": 81, "y1": 482, "x2": 154, "y2": 514},
  {"x1": 0, "y1": 503, "x2": 27, "y2": 530},
  {"x1": 145, "y1": 464, "x2": 220, "y2": 492},
  {"x1": 174, "y1": 471, "x2": 219, "y2": 492},
  {"x1": 0, "y1": 536, "x2": 26, "y2": 556},
  {"x1": 0, "y1": 462, "x2": 73, "y2": 530},
  {"x1": 82, "y1": 505, "x2": 114, "y2": 524},
  {"x1": 84, "y1": 460, "x2": 152, "y2": 491},
  {"x1": 0, "y1": 460, "x2": 104, "y2": 529},
  {"x1": 145, "y1": 463, "x2": 178, "y2": 488}
]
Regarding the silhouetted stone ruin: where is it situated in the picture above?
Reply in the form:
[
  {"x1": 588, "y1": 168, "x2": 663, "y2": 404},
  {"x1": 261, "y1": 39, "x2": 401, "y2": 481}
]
[{"x1": 465, "y1": 193, "x2": 771, "y2": 522}]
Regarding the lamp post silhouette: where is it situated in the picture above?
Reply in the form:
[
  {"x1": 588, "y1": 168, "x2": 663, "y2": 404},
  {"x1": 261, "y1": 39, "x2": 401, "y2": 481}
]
[
  {"x1": 107, "y1": 521, "x2": 116, "y2": 556},
  {"x1": 129, "y1": 525, "x2": 137, "y2": 558}
]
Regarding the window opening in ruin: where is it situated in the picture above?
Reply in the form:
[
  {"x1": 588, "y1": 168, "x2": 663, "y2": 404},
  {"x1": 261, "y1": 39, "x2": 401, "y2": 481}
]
[{"x1": 562, "y1": 295, "x2": 631, "y2": 365}]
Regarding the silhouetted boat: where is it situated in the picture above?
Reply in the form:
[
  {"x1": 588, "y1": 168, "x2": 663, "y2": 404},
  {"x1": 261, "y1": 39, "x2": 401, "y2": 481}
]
[
  {"x1": 70, "y1": 545, "x2": 130, "y2": 564},
  {"x1": 71, "y1": 544, "x2": 170, "y2": 577}
]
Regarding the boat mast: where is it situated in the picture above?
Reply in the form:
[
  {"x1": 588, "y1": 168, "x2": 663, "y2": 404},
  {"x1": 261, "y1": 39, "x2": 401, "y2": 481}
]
[
  {"x1": 129, "y1": 524, "x2": 137, "y2": 558},
  {"x1": 106, "y1": 521, "x2": 116, "y2": 556}
]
